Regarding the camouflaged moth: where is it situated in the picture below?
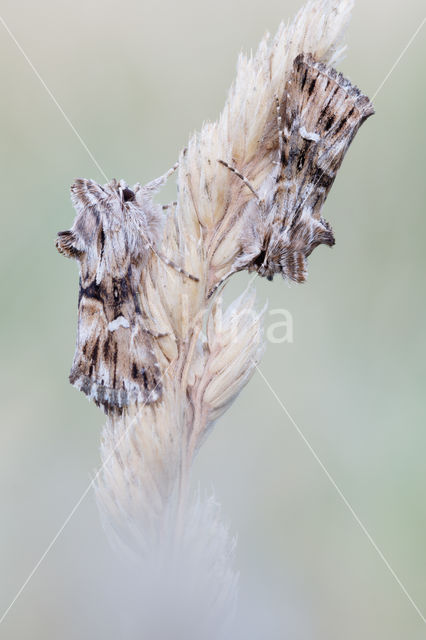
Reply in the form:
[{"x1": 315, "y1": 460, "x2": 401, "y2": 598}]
[
  {"x1": 56, "y1": 165, "x2": 197, "y2": 414},
  {"x1": 217, "y1": 53, "x2": 374, "y2": 288}
]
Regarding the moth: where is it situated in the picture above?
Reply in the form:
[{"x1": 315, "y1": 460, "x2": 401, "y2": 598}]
[
  {"x1": 217, "y1": 53, "x2": 374, "y2": 289},
  {"x1": 56, "y1": 165, "x2": 197, "y2": 413}
]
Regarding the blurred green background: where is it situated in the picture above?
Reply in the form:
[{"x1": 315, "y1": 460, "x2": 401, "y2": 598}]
[{"x1": 1, "y1": 0, "x2": 425, "y2": 638}]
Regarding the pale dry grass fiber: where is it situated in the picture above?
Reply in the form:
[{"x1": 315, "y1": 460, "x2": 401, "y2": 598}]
[{"x1": 95, "y1": 0, "x2": 355, "y2": 636}]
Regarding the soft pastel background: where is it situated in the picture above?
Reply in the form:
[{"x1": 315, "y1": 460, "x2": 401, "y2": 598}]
[{"x1": 1, "y1": 0, "x2": 425, "y2": 638}]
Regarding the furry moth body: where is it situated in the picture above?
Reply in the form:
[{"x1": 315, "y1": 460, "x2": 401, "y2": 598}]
[
  {"x1": 218, "y1": 53, "x2": 374, "y2": 287},
  {"x1": 57, "y1": 166, "x2": 196, "y2": 413}
]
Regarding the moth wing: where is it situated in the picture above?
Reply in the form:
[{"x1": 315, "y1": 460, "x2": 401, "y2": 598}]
[
  {"x1": 271, "y1": 54, "x2": 373, "y2": 283},
  {"x1": 281, "y1": 53, "x2": 374, "y2": 221},
  {"x1": 70, "y1": 178, "x2": 110, "y2": 214},
  {"x1": 56, "y1": 230, "x2": 84, "y2": 259},
  {"x1": 69, "y1": 296, "x2": 162, "y2": 413}
]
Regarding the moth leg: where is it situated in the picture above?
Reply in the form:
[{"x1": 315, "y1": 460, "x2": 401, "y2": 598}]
[
  {"x1": 142, "y1": 326, "x2": 169, "y2": 338},
  {"x1": 164, "y1": 162, "x2": 179, "y2": 179},
  {"x1": 155, "y1": 251, "x2": 199, "y2": 282},
  {"x1": 217, "y1": 160, "x2": 262, "y2": 204},
  {"x1": 207, "y1": 268, "x2": 239, "y2": 299},
  {"x1": 162, "y1": 201, "x2": 178, "y2": 210},
  {"x1": 142, "y1": 162, "x2": 179, "y2": 195}
]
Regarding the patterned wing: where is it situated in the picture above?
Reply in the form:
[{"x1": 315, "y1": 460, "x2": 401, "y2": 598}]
[
  {"x1": 69, "y1": 294, "x2": 161, "y2": 412},
  {"x1": 280, "y1": 53, "x2": 374, "y2": 220},
  {"x1": 57, "y1": 178, "x2": 162, "y2": 413},
  {"x1": 271, "y1": 53, "x2": 374, "y2": 281}
]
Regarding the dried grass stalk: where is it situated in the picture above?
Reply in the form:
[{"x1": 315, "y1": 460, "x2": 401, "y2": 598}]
[{"x1": 95, "y1": 0, "x2": 355, "y2": 634}]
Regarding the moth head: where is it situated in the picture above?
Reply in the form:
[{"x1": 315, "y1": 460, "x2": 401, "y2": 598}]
[
  {"x1": 70, "y1": 177, "x2": 136, "y2": 215},
  {"x1": 109, "y1": 178, "x2": 137, "y2": 204}
]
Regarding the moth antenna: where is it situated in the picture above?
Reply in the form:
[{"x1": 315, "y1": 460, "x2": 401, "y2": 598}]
[
  {"x1": 154, "y1": 249, "x2": 199, "y2": 282},
  {"x1": 275, "y1": 94, "x2": 284, "y2": 162},
  {"x1": 165, "y1": 162, "x2": 179, "y2": 179},
  {"x1": 217, "y1": 160, "x2": 261, "y2": 204}
]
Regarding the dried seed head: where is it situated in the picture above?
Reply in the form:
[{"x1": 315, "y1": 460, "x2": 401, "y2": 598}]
[{"x1": 94, "y1": 0, "x2": 362, "y2": 632}]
